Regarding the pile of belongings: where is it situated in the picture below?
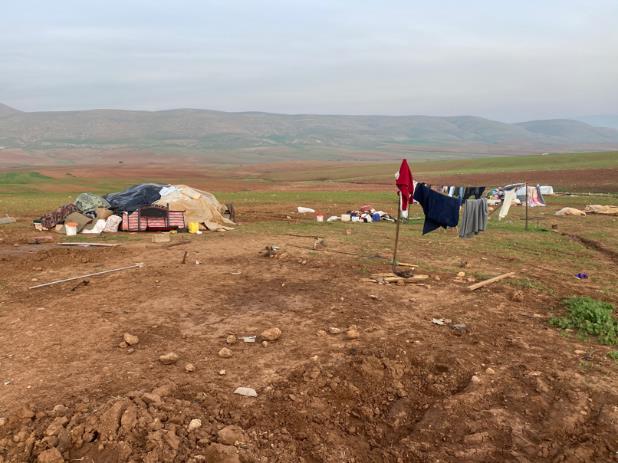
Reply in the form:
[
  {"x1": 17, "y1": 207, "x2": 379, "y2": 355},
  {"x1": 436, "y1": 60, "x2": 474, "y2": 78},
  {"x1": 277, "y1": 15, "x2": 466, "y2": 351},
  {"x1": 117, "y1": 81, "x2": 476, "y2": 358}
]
[
  {"x1": 324, "y1": 205, "x2": 395, "y2": 223},
  {"x1": 584, "y1": 204, "x2": 618, "y2": 216},
  {"x1": 33, "y1": 184, "x2": 234, "y2": 235}
]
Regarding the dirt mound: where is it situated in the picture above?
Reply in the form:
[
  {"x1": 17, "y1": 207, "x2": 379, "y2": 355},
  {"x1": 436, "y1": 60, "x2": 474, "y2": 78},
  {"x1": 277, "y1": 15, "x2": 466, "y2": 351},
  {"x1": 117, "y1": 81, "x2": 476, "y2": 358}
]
[{"x1": 2, "y1": 344, "x2": 616, "y2": 462}]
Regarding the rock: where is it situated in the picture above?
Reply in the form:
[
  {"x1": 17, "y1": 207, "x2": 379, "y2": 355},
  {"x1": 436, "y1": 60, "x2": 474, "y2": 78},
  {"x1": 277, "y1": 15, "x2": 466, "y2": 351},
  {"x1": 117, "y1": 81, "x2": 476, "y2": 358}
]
[
  {"x1": 485, "y1": 367, "x2": 496, "y2": 375},
  {"x1": 328, "y1": 327, "x2": 342, "y2": 335},
  {"x1": 219, "y1": 370, "x2": 226, "y2": 376},
  {"x1": 51, "y1": 405, "x2": 68, "y2": 417},
  {"x1": 185, "y1": 363, "x2": 196, "y2": 373},
  {"x1": 142, "y1": 393, "x2": 162, "y2": 406},
  {"x1": 118, "y1": 341, "x2": 128, "y2": 348},
  {"x1": 218, "y1": 347, "x2": 233, "y2": 358},
  {"x1": 127, "y1": 348, "x2": 135, "y2": 354},
  {"x1": 233, "y1": 387, "x2": 257, "y2": 397},
  {"x1": 471, "y1": 375, "x2": 481, "y2": 385},
  {"x1": 260, "y1": 327, "x2": 281, "y2": 341},
  {"x1": 316, "y1": 329, "x2": 327, "y2": 337},
  {"x1": 204, "y1": 443, "x2": 240, "y2": 463},
  {"x1": 123, "y1": 333, "x2": 139, "y2": 346},
  {"x1": 217, "y1": 425, "x2": 246, "y2": 445},
  {"x1": 226, "y1": 335, "x2": 237, "y2": 345},
  {"x1": 456, "y1": 271, "x2": 466, "y2": 278},
  {"x1": 37, "y1": 448, "x2": 64, "y2": 463},
  {"x1": 19, "y1": 404, "x2": 35, "y2": 420},
  {"x1": 120, "y1": 405, "x2": 138, "y2": 432},
  {"x1": 45, "y1": 416, "x2": 69, "y2": 436},
  {"x1": 0, "y1": 417, "x2": 6, "y2": 427},
  {"x1": 188, "y1": 419, "x2": 202, "y2": 432},
  {"x1": 159, "y1": 352, "x2": 179, "y2": 365},
  {"x1": 345, "y1": 327, "x2": 360, "y2": 340},
  {"x1": 98, "y1": 400, "x2": 128, "y2": 441},
  {"x1": 152, "y1": 383, "x2": 176, "y2": 397},
  {"x1": 511, "y1": 290, "x2": 525, "y2": 302},
  {"x1": 261, "y1": 341, "x2": 269, "y2": 348},
  {"x1": 450, "y1": 323, "x2": 468, "y2": 335}
]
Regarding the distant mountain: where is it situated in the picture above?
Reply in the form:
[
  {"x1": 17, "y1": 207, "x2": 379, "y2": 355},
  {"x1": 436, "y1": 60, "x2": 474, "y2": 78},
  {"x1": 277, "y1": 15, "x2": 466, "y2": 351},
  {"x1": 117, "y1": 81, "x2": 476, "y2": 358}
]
[
  {"x1": 0, "y1": 104, "x2": 617, "y2": 164},
  {"x1": 0, "y1": 103, "x2": 21, "y2": 118},
  {"x1": 575, "y1": 115, "x2": 618, "y2": 130}
]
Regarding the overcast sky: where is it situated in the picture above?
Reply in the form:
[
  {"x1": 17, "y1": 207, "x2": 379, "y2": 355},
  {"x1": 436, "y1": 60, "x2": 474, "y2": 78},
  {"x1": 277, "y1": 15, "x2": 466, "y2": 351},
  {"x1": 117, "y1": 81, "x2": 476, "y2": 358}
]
[{"x1": 1, "y1": 0, "x2": 617, "y2": 121}]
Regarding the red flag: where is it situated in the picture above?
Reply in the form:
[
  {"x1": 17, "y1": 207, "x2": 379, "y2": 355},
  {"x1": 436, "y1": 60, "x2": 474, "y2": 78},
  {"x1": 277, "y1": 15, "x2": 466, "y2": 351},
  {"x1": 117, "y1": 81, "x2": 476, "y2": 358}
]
[{"x1": 395, "y1": 159, "x2": 414, "y2": 211}]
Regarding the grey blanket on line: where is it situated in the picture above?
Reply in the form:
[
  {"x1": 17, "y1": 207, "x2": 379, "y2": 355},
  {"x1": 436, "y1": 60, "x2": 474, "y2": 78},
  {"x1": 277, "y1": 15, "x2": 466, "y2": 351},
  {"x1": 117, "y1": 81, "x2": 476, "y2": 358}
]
[{"x1": 459, "y1": 198, "x2": 488, "y2": 238}]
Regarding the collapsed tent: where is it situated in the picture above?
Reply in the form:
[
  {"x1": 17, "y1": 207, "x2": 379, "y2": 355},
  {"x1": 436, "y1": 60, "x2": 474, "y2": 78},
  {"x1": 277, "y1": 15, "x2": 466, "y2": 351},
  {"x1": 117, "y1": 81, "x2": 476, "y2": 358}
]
[
  {"x1": 154, "y1": 185, "x2": 235, "y2": 231},
  {"x1": 75, "y1": 193, "x2": 111, "y2": 214}
]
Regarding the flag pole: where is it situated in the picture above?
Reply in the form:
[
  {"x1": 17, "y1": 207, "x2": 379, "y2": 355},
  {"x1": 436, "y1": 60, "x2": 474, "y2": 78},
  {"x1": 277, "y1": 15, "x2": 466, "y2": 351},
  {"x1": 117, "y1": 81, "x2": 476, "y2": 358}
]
[{"x1": 392, "y1": 195, "x2": 402, "y2": 273}]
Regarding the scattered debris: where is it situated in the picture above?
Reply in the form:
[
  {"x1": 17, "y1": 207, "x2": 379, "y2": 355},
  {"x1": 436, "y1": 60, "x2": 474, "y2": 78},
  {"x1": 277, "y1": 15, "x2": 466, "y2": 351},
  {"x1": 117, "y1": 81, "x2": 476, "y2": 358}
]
[
  {"x1": 70, "y1": 279, "x2": 90, "y2": 292},
  {"x1": 468, "y1": 272, "x2": 516, "y2": 291},
  {"x1": 555, "y1": 207, "x2": 586, "y2": 216},
  {"x1": 432, "y1": 318, "x2": 450, "y2": 326},
  {"x1": 29, "y1": 263, "x2": 144, "y2": 290},
  {"x1": 181, "y1": 251, "x2": 188, "y2": 264},
  {"x1": 575, "y1": 273, "x2": 589, "y2": 280},
  {"x1": 233, "y1": 387, "x2": 257, "y2": 397},
  {"x1": 240, "y1": 336, "x2": 256, "y2": 343},
  {"x1": 158, "y1": 352, "x2": 179, "y2": 365},
  {"x1": 296, "y1": 207, "x2": 315, "y2": 214},
  {"x1": 262, "y1": 244, "x2": 281, "y2": 257},
  {"x1": 450, "y1": 323, "x2": 468, "y2": 335}
]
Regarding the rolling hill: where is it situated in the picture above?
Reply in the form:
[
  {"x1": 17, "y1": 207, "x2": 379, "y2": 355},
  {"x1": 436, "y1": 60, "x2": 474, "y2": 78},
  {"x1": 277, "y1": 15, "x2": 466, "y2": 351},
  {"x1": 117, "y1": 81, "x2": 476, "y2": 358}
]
[{"x1": 1, "y1": 103, "x2": 617, "y2": 165}]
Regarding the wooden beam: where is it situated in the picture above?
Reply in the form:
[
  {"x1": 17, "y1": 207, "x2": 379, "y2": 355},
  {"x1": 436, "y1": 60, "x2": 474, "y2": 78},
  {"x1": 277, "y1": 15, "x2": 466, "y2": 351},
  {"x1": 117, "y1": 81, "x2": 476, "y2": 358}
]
[{"x1": 468, "y1": 272, "x2": 516, "y2": 291}]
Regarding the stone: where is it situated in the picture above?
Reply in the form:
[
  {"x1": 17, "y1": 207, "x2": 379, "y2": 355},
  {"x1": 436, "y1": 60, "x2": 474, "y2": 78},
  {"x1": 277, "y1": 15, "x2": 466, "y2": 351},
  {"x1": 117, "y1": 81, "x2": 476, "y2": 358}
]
[
  {"x1": 471, "y1": 375, "x2": 481, "y2": 385},
  {"x1": 219, "y1": 370, "x2": 226, "y2": 376},
  {"x1": 328, "y1": 327, "x2": 342, "y2": 335},
  {"x1": 45, "y1": 417, "x2": 69, "y2": 436},
  {"x1": 152, "y1": 383, "x2": 176, "y2": 397},
  {"x1": 485, "y1": 367, "x2": 496, "y2": 375},
  {"x1": 142, "y1": 393, "x2": 162, "y2": 406},
  {"x1": 51, "y1": 405, "x2": 68, "y2": 417},
  {"x1": 218, "y1": 348, "x2": 233, "y2": 359},
  {"x1": 345, "y1": 327, "x2": 360, "y2": 340},
  {"x1": 188, "y1": 419, "x2": 202, "y2": 432},
  {"x1": 261, "y1": 341, "x2": 269, "y2": 348},
  {"x1": 120, "y1": 405, "x2": 138, "y2": 432},
  {"x1": 450, "y1": 323, "x2": 468, "y2": 335},
  {"x1": 456, "y1": 271, "x2": 466, "y2": 278},
  {"x1": 123, "y1": 333, "x2": 139, "y2": 346},
  {"x1": 37, "y1": 448, "x2": 64, "y2": 463},
  {"x1": 226, "y1": 335, "x2": 237, "y2": 345},
  {"x1": 260, "y1": 327, "x2": 281, "y2": 341},
  {"x1": 203, "y1": 443, "x2": 240, "y2": 463},
  {"x1": 159, "y1": 352, "x2": 179, "y2": 365},
  {"x1": 233, "y1": 387, "x2": 257, "y2": 397},
  {"x1": 185, "y1": 363, "x2": 196, "y2": 373},
  {"x1": 118, "y1": 341, "x2": 128, "y2": 348},
  {"x1": 19, "y1": 405, "x2": 35, "y2": 420},
  {"x1": 511, "y1": 290, "x2": 525, "y2": 303},
  {"x1": 217, "y1": 425, "x2": 246, "y2": 445},
  {"x1": 0, "y1": 417, "x2": 6, "y2": 427}
]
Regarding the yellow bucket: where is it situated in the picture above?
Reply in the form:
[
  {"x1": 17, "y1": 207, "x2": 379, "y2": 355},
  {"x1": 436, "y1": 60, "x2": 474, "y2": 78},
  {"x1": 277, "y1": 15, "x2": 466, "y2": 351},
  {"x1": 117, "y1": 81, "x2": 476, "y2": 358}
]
[{"x1": 188, "y1": 222, "x2": 200, "y2": 234}]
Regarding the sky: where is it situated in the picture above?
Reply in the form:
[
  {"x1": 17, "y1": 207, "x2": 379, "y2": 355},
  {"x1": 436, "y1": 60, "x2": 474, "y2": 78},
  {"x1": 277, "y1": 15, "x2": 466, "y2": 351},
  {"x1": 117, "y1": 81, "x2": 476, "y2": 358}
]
[{"x1": 1, "y1": 0, "x2": 617, "y2": 121}]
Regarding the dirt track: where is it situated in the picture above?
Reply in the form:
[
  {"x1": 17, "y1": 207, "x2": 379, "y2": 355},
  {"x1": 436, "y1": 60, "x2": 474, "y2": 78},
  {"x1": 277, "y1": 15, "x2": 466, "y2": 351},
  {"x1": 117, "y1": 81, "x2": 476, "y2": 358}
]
[{"x1": 1, "y1": 220, "x2": 617, "y2": 462}]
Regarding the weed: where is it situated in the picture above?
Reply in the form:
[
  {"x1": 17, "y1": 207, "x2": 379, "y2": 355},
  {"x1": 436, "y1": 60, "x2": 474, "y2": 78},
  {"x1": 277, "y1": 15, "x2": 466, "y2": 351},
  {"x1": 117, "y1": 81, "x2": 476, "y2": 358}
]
[
  {"x1": 550, "y1": 297, "x2": 618, "y2": 345},
  {"x1": 608, "y1": 351, "x2": 618, "y2": 361}
]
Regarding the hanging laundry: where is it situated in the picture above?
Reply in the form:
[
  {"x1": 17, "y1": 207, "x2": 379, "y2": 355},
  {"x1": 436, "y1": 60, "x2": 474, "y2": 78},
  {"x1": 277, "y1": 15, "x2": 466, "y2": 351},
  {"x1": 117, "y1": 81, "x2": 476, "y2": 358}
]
[
  {"x1": 527, "y1": 186, "x2": 545, "y2": 207},
  {"x1": 413, "y1": 183, "x2": 460, "y2": 235},
  {"x1": 499, "y1": 189, "x2": 517, "y2": 220},
  {"x1": 535, "y1": 184, "x2": 545, "y2": 205},
  {"x1": 395, "y1": 159, "x2": 414, "y2": 219},
  {"x1": 459, "y1": 198, "x2": 488, "y2": 238}
]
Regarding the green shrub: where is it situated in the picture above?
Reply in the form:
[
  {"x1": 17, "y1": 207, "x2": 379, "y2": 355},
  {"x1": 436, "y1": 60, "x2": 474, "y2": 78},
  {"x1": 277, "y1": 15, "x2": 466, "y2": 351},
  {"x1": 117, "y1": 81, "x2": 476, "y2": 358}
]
[{"x1": 550, "y1": 297, "x2": 618, "y2": 345}]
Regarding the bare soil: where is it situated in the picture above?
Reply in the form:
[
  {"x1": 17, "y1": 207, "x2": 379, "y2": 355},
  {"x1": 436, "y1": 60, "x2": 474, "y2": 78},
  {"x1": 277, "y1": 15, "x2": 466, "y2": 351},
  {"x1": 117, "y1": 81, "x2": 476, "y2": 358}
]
[{"x1": 0, "y1": 203, "x2": 617, "y2": 463}]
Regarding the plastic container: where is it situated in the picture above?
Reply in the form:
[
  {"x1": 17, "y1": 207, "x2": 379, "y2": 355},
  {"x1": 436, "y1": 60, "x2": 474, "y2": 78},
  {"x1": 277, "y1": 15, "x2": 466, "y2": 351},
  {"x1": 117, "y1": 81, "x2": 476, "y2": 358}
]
[
  {"x1": 341, "y1": 214, "x2": 351, "y2": 222},
  {"x1": 65, "y1": 222, "x2": 78, "y2": 236},
  {"x1": 316, "y1": 214, "x2": 324, "y2": 223},
  {"x1": 188, "y1": 222, "x2": 200, "y2": 234}
]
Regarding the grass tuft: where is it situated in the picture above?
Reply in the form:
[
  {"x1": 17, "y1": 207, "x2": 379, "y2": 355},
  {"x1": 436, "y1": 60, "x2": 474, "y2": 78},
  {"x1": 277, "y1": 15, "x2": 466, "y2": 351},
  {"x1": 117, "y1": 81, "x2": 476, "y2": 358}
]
[{"x1": 550, "y1": 297, "x2": 618, "y2": 345}]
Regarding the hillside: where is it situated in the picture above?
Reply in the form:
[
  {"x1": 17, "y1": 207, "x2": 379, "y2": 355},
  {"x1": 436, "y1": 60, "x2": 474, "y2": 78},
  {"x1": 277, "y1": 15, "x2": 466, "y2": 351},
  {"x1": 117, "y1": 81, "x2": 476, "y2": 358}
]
[{"x1": 1, "y1": 104, "x2": 618, "y2": 165}]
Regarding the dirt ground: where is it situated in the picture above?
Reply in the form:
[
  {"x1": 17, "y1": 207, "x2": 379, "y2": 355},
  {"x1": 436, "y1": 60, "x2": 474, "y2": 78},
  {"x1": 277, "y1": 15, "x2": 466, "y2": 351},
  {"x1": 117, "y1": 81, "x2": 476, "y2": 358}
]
[{"x1": 0, "y1": 192, "x2": 617, "y2": 463}]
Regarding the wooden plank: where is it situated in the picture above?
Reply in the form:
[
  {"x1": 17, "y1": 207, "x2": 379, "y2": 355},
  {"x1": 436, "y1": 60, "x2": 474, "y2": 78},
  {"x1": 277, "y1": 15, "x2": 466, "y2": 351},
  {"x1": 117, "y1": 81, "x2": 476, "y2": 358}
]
[
  {"x1": 468, "y1": 272, "x2": 516, "y2": 291},
  {"x1": 59, "y1": 242, "x2": 119, "y2": 247},
  {"x1": 29, "y1": 263, "x2": 144, "y2": 289}
]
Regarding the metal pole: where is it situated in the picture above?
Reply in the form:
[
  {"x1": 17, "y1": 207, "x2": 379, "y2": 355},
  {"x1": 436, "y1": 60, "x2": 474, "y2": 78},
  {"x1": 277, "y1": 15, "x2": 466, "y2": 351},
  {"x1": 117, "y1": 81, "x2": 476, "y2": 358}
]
[
  {"x1": 525, "y1": 182, "x2": 529, "y2": 231},
  {"x1": 392, "y1": 196, "x2": 402, "y2": 273}
]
